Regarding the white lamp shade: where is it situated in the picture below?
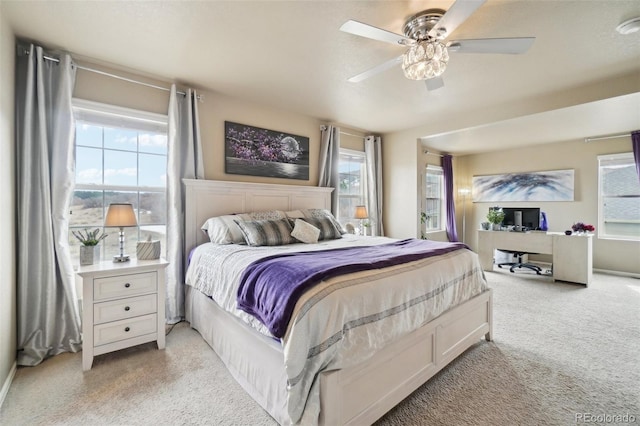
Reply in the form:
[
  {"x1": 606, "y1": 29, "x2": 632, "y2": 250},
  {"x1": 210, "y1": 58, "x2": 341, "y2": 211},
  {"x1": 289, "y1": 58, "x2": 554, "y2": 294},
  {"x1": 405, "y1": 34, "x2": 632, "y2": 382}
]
[
  {"x1": 354, "y1": 205, "x2": 368, "y2": 219},
  {"x1": 104, "y1": 203, "x2": 138, "y2": 227}
]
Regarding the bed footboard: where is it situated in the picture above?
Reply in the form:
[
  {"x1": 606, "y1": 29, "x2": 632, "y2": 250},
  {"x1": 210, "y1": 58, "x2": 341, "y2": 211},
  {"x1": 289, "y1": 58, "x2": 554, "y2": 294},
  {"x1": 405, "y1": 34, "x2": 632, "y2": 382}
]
[{"x1": 319, "y1": 289, "x2": 493, "y2": 426}]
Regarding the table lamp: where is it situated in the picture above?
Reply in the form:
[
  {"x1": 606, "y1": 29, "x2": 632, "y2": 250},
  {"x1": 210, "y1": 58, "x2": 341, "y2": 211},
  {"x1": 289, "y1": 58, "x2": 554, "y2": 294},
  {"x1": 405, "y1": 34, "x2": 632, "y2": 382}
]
[
  {"x1": 354, "y1": 205, "x2": 368, "y2": 236},
  {"x1": 105, "y1": 203, "x2": 138, "y2": 262}
]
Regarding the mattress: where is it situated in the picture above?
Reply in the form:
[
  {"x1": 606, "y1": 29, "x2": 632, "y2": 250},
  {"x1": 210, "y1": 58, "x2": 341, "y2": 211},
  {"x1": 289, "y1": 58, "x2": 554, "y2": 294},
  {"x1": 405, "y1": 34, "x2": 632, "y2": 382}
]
[{"x1": 185, "y1": 235, "x2": 488, "y2": 424}]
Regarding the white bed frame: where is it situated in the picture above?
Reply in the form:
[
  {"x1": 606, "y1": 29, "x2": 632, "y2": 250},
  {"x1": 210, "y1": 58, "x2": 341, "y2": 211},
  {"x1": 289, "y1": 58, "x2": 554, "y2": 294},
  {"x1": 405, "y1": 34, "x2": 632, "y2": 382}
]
[{"x1": 183, "y1": 179, "x2": 493, "y2": 425}]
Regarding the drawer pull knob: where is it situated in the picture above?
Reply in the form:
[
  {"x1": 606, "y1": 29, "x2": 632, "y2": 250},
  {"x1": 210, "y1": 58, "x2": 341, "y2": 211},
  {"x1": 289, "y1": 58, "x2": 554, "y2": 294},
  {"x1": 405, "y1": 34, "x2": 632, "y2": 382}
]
[
  {"x1": 124, "y1": 306, "x2": 130, "y2": 311},
  {"x1": 124, "y1": 283, "x2": 131, "y2": 288},
  {"x1": 125, "y1": 327, "x2": 130, "y2": 332}
]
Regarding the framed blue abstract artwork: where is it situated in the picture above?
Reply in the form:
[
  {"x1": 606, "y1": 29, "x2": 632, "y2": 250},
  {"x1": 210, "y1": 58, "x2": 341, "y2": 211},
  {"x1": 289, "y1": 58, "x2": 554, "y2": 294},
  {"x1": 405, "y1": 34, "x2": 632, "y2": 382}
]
[{"x1": 472, "y1": 169, "x2": 574, "y2": 202}]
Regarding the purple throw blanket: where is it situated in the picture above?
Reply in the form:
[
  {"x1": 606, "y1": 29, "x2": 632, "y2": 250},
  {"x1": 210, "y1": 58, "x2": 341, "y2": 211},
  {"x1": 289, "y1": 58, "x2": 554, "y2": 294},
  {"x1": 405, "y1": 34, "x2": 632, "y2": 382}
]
[{"x1": 237, "y1": 239, "x2": 468, "y2": 338}]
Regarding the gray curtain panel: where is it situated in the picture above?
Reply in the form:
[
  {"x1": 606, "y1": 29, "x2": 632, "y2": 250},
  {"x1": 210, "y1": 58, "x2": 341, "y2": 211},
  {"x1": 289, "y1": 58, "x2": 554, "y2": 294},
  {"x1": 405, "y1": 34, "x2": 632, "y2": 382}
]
[
  {"x1": 318, "y1": 125, "x2": 340, "y2": 216},
  {"x1": 364, "y1": 135, "x2": 384, "y2": 236},
  {"x1": 15, "y1": 44, "x2": 82, "y2": 365},
  {"x1": 166, "y1": 85, "x2": 204, "y2": 323}
]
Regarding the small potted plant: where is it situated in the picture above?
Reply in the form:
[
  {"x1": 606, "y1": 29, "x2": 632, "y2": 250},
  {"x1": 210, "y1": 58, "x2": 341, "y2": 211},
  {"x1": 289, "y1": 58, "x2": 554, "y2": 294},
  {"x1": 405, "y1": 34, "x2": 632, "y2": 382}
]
[
  {"x1": 362, "y1": 220, "x2": 372, "y2": 236},
  {"x1": 486, "y1": 208, "x2": 505, "y2": 231},
  {"x1": 73, "y1": 228, "x2": 108, "y2": 265},
  {"x1": 420, "y1": 212, "x2": 429, "y2": 239}
]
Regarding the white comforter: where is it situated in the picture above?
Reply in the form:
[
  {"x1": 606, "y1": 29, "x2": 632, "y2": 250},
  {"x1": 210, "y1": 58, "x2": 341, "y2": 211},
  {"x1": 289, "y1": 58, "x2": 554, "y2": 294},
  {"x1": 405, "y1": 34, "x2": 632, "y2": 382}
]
[{"x1": 186, "y1": 235, "x2": 488, "y2": 425}]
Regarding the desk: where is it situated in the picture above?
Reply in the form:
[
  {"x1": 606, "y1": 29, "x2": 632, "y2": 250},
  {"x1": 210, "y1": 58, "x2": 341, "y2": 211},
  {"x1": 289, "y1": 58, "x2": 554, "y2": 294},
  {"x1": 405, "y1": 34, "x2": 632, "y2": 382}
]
[{"x1": 477, "y1": 230, "x2": 592, "y2": 285}]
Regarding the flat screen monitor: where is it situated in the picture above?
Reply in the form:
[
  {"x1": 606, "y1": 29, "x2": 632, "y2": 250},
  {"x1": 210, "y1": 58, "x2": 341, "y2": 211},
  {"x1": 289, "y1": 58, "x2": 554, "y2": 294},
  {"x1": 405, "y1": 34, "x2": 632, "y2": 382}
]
[{"x1": 502, "y1": 207, "x2": 541, "y2": 231}]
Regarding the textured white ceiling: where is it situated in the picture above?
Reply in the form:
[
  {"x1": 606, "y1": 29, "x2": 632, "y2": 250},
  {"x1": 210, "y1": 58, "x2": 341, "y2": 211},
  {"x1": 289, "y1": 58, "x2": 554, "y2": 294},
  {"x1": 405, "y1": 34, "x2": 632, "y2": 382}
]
[{"x1": 3, "y1": 0, "x2": 640, "y2": 153}]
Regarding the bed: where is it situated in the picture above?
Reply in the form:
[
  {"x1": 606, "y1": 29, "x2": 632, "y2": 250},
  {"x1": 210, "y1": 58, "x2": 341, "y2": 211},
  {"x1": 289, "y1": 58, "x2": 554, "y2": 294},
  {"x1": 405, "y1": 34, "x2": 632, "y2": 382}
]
[{"x1": 183, "y1": 179, "x2": 493, "y2": 425}]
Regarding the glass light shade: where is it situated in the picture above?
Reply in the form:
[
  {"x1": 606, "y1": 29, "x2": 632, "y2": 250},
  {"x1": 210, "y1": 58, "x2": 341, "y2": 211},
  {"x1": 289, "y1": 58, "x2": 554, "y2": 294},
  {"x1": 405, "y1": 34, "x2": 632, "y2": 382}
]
[
  {"x1": 104, "y1": 203, "x2": 138, "y2": 227},
  {"x1": 402, "y1": 40, "x2": 449, "y2": 80},
  {"x1": 354, "y1": 205, "x2": 369, "y2": 219}
]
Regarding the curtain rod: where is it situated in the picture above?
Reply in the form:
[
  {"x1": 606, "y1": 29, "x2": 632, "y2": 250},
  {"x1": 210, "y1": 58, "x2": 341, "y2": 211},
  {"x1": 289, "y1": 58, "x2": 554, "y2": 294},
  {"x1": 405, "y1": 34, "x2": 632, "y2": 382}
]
[
  {"x1": 340, "y1": 131, "x2": 366, "y2": 139},
  {"x1": 36, "y1": 52, "x2": 201, "y2": 100},
  {"x1": 584, "y1": 132, "x2": 631, "y2": 143},
  {"x1": 424, "y1": 150, "x2": 444, "y2": 157},
  {"x1": 319, "y1": 125, "x2": 367, "y2": 139}
]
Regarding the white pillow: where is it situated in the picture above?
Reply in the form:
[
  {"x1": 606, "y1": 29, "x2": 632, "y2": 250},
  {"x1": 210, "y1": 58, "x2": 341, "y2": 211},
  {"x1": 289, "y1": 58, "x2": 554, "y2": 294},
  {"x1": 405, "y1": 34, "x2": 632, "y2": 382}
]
[
  {"x1": 201, "y1": 210, "x2": 287, "y2": 244},
  {"x1": 201, "y1": 215, "x2": 245, "y2": 244},
  {"x1": 291, "y1": 218, "x2": 321, "y2": 244}
]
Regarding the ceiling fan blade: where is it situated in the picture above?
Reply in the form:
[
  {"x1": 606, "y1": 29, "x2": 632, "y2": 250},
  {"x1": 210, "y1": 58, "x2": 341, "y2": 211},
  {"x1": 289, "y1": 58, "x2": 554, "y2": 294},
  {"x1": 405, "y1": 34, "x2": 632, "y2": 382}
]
[
  {"x1": 340, "y1": 20, "x2": 413, "y2": 46},
  {"x1": 347, "y1": 56, "x2": 403, "y2": 83},
  {"x1": 448, "y1": 37, "x2": 535, "y2": 54},
  {"x1": 427, "y1": 0, "x2": 486, "y2": 40},
  {"x1": 425, "y1": 77, "x2": 445, "y2": 91}
]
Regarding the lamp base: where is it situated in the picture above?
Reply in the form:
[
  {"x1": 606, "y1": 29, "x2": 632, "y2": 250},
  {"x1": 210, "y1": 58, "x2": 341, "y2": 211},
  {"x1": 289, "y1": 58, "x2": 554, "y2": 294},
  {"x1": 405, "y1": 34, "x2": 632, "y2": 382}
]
[{"x1": 112, "y1": 254, "x2": 130, "y2": 263}]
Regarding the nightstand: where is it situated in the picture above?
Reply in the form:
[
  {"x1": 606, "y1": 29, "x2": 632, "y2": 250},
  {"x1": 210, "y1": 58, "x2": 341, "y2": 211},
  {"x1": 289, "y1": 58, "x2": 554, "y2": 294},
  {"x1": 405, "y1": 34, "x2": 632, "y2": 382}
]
[{"x1": 75, "y1": 258, "x2": 169, "y2": 371}]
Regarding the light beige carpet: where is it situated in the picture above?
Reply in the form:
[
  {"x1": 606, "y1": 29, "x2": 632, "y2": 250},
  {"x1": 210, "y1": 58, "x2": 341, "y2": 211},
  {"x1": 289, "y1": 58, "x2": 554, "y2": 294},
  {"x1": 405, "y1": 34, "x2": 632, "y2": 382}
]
[{"x1": 1, "y1": 270, "x2": 639, "y2": 426}]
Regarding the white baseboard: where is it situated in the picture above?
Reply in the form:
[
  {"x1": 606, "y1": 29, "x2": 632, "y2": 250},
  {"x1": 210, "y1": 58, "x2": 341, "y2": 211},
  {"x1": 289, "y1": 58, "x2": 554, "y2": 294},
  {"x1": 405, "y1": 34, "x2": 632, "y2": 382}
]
[
  {"x1": 593, "y1": 268, "x2": 640, "y2": 279},
  {"x1": 0, "y1": 361, "x2": 16, "y2": 409}
]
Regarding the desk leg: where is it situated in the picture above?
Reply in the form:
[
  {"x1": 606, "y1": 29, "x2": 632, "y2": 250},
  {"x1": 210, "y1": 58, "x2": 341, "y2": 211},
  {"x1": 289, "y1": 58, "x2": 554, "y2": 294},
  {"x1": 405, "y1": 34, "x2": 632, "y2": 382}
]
[{"x1": 477, "y1": 234, "x2": 494, "y2": 271}]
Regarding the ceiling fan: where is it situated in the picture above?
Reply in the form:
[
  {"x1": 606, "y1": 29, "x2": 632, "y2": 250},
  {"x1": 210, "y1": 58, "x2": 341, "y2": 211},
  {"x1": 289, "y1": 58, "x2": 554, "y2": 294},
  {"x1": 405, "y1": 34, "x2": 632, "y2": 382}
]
[{"x1": 340, "y1": 0, "x2": 535, "y2": 91}]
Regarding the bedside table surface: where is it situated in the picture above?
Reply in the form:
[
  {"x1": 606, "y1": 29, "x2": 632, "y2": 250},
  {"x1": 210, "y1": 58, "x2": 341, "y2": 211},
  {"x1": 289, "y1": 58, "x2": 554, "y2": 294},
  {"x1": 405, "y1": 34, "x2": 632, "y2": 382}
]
[{"x1": 76, "y1": 258, "x2": 169, "y2": 276}]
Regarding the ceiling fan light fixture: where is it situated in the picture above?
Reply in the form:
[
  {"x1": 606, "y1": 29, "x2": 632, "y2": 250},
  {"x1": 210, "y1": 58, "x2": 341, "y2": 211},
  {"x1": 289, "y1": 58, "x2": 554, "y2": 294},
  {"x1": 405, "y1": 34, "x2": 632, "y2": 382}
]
[
  {"x1": 616, "y1": 17, "x2": 640, "y2": 35},
  {"x1": 402, "y1": 40, "x2": 449, "y2": 80}
]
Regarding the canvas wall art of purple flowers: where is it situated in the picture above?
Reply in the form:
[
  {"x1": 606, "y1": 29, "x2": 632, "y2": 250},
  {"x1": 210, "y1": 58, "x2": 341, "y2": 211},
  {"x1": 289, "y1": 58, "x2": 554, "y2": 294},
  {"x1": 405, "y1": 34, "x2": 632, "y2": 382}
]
[{"x1": 225, "y1": 121, "x2": 310, "y2": 180}]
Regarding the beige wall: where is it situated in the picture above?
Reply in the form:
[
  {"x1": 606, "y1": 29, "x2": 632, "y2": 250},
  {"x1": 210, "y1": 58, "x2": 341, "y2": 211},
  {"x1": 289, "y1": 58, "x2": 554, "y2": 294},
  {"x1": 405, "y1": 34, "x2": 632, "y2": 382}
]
[
  {"x1": 456, "y1": 137, "x2": 640, "y2": 274},
  {"x1": 382, "y1": 132, "x2": 421, "y2": 239},
  {"x1": 74, "y1": 65, "x2": 324, "y2": 187},
  {"x1": 381, "y1": 133, "x2": 452, "y2": 242},
  {"x1": 200, "y1": 92, "x2": 322, "y2": 185},
  {"x1": 0, "y1": 5, "x2": 17, "y2": 401},
  {"x1": 340, "y1": 131, "x2": 365, "y2": 152}
]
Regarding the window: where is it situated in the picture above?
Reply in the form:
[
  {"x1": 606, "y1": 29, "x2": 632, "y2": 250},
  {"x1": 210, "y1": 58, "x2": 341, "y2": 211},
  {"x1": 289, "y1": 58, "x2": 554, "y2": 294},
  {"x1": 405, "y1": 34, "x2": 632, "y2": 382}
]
[
  {"x1": 69, "y1": 99, "x2": 168, "y2": 262},
  {"x1": 337, "y1": 149, "x2": 367, "y2": 226},
  {"x1": 423, "y1": 165, "x2": 445, "y2": 233},
  {"x1": 598, "y1": 153, "x2": 640, "y2": 241}
]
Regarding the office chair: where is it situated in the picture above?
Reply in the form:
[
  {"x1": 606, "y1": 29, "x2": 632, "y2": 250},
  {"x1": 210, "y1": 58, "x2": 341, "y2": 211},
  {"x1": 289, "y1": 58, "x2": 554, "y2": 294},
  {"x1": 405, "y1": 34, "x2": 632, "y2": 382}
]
[{"x1": 497, "y1": 250, "x2": 542, "y2": 275}]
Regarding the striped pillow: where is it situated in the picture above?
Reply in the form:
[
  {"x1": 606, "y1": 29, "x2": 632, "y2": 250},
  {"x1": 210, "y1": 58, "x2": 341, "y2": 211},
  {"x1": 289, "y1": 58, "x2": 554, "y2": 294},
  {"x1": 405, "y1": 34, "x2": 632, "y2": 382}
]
[
  {"x1": 201, "y1": 210, "x2": 287, "y2": 245},
  {"x1": 285, "y1": 208, "x2": 346, "y2": 234},
  {"x1": 234, "y1": 218, "x2": 295, "y2": 247},
  {"x1": 298, "y1": 217, "x2": 342, "y2": 241}
]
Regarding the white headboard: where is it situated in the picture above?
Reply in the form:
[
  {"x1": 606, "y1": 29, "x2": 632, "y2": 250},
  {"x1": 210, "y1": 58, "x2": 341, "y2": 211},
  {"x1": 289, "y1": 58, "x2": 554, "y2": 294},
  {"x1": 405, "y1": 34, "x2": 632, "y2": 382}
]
[{"x1": 183, "y1": 179, "x2": 333, "y2": 256}]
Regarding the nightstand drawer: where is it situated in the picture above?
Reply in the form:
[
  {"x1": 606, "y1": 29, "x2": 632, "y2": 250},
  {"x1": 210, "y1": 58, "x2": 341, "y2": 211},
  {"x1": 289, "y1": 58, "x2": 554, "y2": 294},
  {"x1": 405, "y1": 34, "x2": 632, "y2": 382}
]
[
  {"x1": 94, "y1": 313, "x2": 157, "y2": 346},
  {"x1": 94, "y1": 272, "x2": 156, "y2": 301},
  {"x1": 94, "y1": 294, "x2": 157, "y2": 324}
]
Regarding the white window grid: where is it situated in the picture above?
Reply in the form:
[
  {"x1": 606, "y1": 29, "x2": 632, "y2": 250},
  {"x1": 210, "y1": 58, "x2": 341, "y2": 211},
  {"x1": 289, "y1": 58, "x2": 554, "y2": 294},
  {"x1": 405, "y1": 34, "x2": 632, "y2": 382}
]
[
  {"x1": 338, "y1": 148, "x2": 368, "y2": 226},
  {"x1": 597, "y1": 152, "x2": 640, "y2": 241},
  {"x1": 424, "y1": 165, "x2": 445, "y2": 233},
  {"x1": 70, "y1": 99, "x2": 169, "y2": 261}
]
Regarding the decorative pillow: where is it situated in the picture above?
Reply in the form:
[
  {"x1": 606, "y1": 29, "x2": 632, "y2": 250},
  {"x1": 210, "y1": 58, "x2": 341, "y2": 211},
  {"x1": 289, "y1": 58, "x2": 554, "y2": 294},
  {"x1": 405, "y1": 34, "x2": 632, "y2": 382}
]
[
  {"x1": 291, "y1": 218, "x2": 321, "y2": 244},
  {"x1": 201, "y1": 210, "x2": 287, "y2": 244},
  {"x1": 201, "y1": 215, "x2": 246, "y2": 244},
  {"x1": 234, "y1": 218, "x2": 295, "y2": 247},
  {"x1": 238, "y1": 210, "x2": 286, "y2": 221},
  {"x1": 285, "y1": 208, "x2": 346, "y2": 234},
  {"x1": 298, "y1": 217, "x2": 342, "y2": 241},
  {"x1": 284, "y1": 209, "x2": 306, "y2": 219},
  {"x1": 344, "y1": 222, "x2": 356, "y2": 234}
]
